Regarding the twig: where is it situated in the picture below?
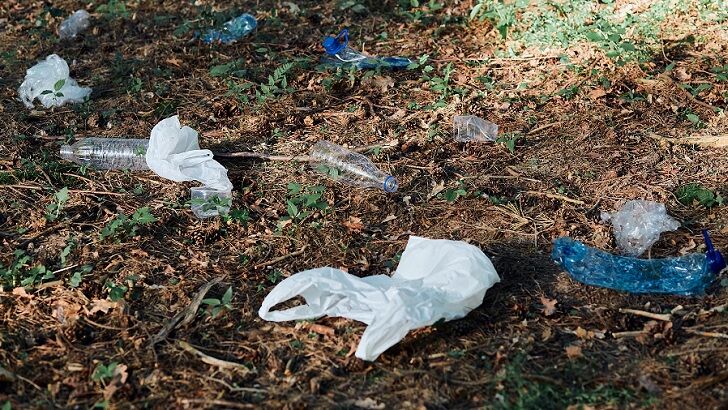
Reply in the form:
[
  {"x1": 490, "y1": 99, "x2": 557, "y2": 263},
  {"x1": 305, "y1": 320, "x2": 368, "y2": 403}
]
[
  {"x1": 527, "y1": 122, "x2": 560, "y2": 136},
  {"x1": 148, "y1": 276, "x2": 224, "y2": 346},
  {"x1": 619, "y1": 308, "x2": 672, "y2": 322},
  {"x1": 685, "y1": 329, "x2": 728, "y2": 339},
  {"x1": 177, "y1": 341, "x2": 255, "y2": 374},
  {"x1": 213, "y1": 140, "x2": 399, "y2": 162},
  {"x1": 178, "y1": 399, "x2": 256, "y2": 409},
  {"x1": 613, "y1": 330, "x2": 649, "y2": 339},
  {"x1": 254, "y1": 246, "x2": 308, "y2": 269},
  {"x1": 647, "y1": 132, "x2": 728, "y2": 148},
  {"x1": 524, "y1": 190, "x2": 585, "y2": 205}
]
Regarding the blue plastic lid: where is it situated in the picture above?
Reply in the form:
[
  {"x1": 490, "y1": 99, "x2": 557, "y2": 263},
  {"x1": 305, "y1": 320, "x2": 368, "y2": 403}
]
[
  {"x1": 323, "y1": 29, "x2": 349, "y2": 55},
  {"x1": 702, "y1": 230, "x2": 726, "y2": 274}
]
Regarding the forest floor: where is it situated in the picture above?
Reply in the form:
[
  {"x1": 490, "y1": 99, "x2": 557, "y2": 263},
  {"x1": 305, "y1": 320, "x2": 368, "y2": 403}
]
[{"x1": 1, "y1": 0, "x2": 728, "y2": 408}]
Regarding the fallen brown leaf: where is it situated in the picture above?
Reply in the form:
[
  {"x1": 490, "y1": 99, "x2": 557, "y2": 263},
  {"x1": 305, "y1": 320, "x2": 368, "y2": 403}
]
[
  {"x1": 87, "y1": 299, "x2": 120, "y2": 315},
  {"x1": 343, "y1": 216, "x2": 364, "y2": 233},
  {"x1": 565, "y1": 345, "x2": 582, "y2": 359},
  {"x1": 588, "y1": 88, "x2": 606, "y2": 100},
  {"x1": 540, "y1": 296, "x2": 558, "y2": 316}
]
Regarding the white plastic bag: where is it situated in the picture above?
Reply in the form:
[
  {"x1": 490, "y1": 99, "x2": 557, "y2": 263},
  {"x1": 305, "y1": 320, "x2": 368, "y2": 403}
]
[
  {"x1": 259, "y1": 236, "x2": 500, "y2": 361},
  {"x1": 18, "y1": 54, "x2": 92, "y2": 109},
  {"x1": 601, "y1": 200, "x2": 680, "y2": 256},
  {"x1": 146, "y1": 116, "x2": 233, "y2": 192}
]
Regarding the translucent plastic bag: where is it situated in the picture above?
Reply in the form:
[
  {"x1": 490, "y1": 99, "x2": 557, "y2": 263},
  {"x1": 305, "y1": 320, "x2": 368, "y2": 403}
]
[
  {"x1": 601, "y1": 200, "x2": 680, "y2": 256},
  {"x1": 18, "y1": 54, "x2": 91, "y2": 109}
]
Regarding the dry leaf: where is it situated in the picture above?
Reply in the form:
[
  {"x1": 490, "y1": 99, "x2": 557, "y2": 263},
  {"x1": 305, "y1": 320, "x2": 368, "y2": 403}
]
[
  {"x1": 588, "y1": 88, "x2": 606, "y2": 100},
  {"x1": 565, "y1": 345, "x2": 582, "y2": 359},
  {"x1": 575, "y1": 327, "x2": 589, "y2": 339},
  {"x1": 12, "y1": 287, "x2": 31, "y2": 298},
  {"x1": 87, "y1": 299, "x2": 119, "y2": 315},
  {"x1": 165, "y1": 57, "x2": 182, "y2": 67},
  {"x1": 307, "y1": 324, "x2": 335, "y2": 336},
  {"x1": 353, "y1": 398, "x2": 385, "y2": 410},
  {"x1": 428, "y1": 181, "x2": 445, "y2": 200},
  {"x1": 674, "y1": 67, "x2": 691, "y2": 81},
  {"x1": 539, "y1": 296, "x2": 557, "y2": 316},
  {"x1": 361, "y1": 76, "x2": 394, "y2": 93},
  {"x1": 103, "y1": 363, "x2": 129, "y2": 400},
  {"x1": 343, "y1": 216, "x2": 364, "y2": 233},
  {"x1": 541, "y1": 327, "x2": 553, "y2": 341}
]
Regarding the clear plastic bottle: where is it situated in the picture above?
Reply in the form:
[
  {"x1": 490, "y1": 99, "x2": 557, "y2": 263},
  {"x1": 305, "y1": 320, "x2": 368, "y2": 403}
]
[
  {"x1": 59, "y1": 10, "x2": 91, "y2": 40},
  {"x1": 310, "y1": 141, "x2": 398, "y2": 193},
  {"x1": 201, "y1": 13, "x2": 257, "y2": 44},
  {"x1": 453, "y1": 115, "x2": 498, "y2": 142},
  {"x1": 551, "y1": 232, "x2": 725, "y2": 296},
  {"x1": 60, "y1": 138, "x2": 150, "y2": 171},
  {"x1": 322, "y1": 29, "x2": 412, "y2": 70}
]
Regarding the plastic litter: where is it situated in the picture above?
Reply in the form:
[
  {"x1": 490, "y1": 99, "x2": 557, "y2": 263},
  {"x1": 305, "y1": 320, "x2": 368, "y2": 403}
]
[
  {"x1": 551, "y1": 231, "x2": 725, "y2": 296},
  {"x1": 453, "y1": 115, "x2": 498, "y2": 142},
  {"x1": 259, "y1": 236, "x2": 500, "y2": 361},
  {"x1": 59, "y1": 10, "x2": 90, "y2": 40},
  {"x1": 147, "y1": 116, "x2": 233, "y2": 218},
  {"x1": 601, "y1": 200, "x2": 680, "y2": 256},
  {"x1": 60, "y1": 138, "x2": 149, "y2": 171},
  {"x1": 18, "y1": 54, "x2": 92, "y2": 109},
  {"x1": 322, "y1": 29, "x2": 412, "y2": 70},
  {"x1": 310, "y1": 140, "x2": 398, "y2": 192},
  {"x1": 59, "y1": 116, "x2": 233, "y2": 219},
  {"x1": 201, "y1": 13, "x2": 257, "y2": 44}
]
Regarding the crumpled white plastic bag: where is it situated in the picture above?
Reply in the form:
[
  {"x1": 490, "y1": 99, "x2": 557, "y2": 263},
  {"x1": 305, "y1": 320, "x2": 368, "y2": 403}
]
[
  {"x1": 145, "y1": 116, "x2": 233, "y2": 191},
  {"x1": 18, "y1": 54, "x2": 92, "y2": 109},
  {"x1": 259, "y1": 236, "x2": 500, "y2": 361},
  {"x1": 601, "y1": 199, "x2": 680, "y2": 256}
]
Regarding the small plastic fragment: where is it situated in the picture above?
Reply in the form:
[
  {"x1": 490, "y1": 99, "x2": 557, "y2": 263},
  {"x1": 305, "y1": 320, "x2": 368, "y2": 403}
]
[
  {"x1": 310, "y1": 141, "x2": 398, "y2": 192},
  {"x1": 321, "y1": 29, "x2": 412, "y2": 70},
  {"x1": 453, "y1": 115, "x2": 498, "y2": 142},
  {"x1": 201, "y1": 13, "x2": 257, "y2": 44},
  {"x1": 551, "y1": 234, "x2": 724, "y2": 296},
  {"x1": 18, "y1": 54, "x2": 92, "y2": 109},
  {"x1": 190, "y1": 186, "x2": 232, "y2": 219},
  {"x1": 601, "y1": 200, "x2": 680, "y2": 256},
  {"x1": 59, "y1": 10, "x2": 90, "y2": 40}
]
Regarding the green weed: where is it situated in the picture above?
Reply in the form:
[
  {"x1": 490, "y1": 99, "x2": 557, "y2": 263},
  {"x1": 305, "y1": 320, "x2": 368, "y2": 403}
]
[
  {"x1": 676, "y1": 184, "x2": 723, "y2": 208},
  {"x1": 99, "y1": 207, "x2": 157, "y2": 241},
  {"x1": 45, "y1": 187, "x2": 69, "y2": 221},
  {"x1": 201, "y1": 286, "x2": 233, "y2": 318},
  {"x1": 0, "y1": 250, "x2": 53, "y2": 289},
  {"x1": 282, "y1": 183, "x2": 329, "y2": 222}
]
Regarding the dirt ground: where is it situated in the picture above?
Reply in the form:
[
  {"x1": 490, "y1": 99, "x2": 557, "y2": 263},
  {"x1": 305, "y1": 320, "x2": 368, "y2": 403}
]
[{"x1": 1, "y1": 0, "x2": 728, "y2": 409}]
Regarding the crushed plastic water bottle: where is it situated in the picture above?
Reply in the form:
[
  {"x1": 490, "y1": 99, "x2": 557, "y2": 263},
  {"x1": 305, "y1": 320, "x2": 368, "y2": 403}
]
[
  {"x1": 201, "y1": 13, "x2": 257, "y2": 44},
  {"x1": 59, "y1": 10, "x2": 90, "y2": 40},
  {"x1": 551, "y1": 231, "x2": 726, "y2": 296},
  {"x1": 310, "y1": 141, "x2": 398, "y2": 192},
  {"x1": 601, "y1": 200, "x2": 680, "y2": 256},
  {"x1": 60, "y1": 138, "x2": 150, "y2": 170},
  {"x1": 18, "y1": 54, "x2": 92, "y2": 109},
  {"x1": 453, "y1": 115, "x2": 498, "y2": 142},
  {"x1": 321, "y1": 29, "x2": 412, "y2": 70}
]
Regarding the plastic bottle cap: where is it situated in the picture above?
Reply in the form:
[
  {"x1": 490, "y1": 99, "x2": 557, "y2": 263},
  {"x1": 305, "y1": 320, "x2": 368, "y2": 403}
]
[
  {"x1": 322, "y1": 28, "x2": 349, "y2": 55},
  {"x1": 383, "y1": 176, "x2": 398, "y2": 193},
  {"x1": 702, "y1": 230, "x2": 726, "y2": 274}
]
